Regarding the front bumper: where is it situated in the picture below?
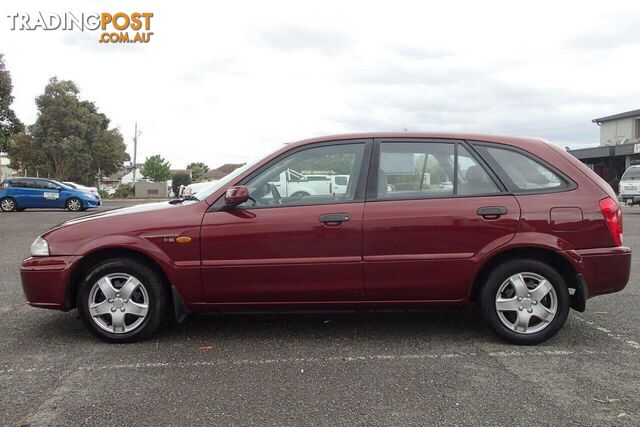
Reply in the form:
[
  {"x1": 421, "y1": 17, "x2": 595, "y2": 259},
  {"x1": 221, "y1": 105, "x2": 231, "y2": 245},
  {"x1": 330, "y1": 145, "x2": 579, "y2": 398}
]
[
  {"x1": 562, "y1": 246, "x2": 631, "y2": 298},
  {"x1": 20, "y1": 256, "x2": 81, "y2": 310}
]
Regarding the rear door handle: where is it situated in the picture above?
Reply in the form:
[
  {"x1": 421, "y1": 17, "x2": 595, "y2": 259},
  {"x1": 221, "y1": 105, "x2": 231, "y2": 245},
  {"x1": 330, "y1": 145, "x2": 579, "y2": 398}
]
[
  {"x1": 477, "y1": 206, "x2": 507, "y2": 218},
  {"x1": 319, "y1": 213, "x2": 351, "y2": 225}
]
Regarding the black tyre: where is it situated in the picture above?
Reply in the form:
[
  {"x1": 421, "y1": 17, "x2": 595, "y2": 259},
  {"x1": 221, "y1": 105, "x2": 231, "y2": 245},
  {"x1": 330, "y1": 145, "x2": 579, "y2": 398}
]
[
  {"x1": 291, "y1": 191, "x2": 310, "y2": 197},
  {"x1": 66, "y1": 197, "x2": 83, "y2": 212},
  {"x1": 1, "y1": 197, "x2": 17, "y2": 212},
  {"x1": 77, "y1": 258, "x2": 168, "y2": 343},
  {"x1": 480, "y1": 258, "x2": 569, "y2": 345}
]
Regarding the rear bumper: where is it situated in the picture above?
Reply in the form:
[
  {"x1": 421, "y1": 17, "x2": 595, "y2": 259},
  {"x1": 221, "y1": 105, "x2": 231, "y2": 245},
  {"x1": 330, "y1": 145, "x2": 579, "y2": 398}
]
[
  {"x1": 619, "y1": 194, "x2": 640, "y2": 204},
  {"x1": 20, "y1": 256, "x2": 81, "y2": 310},
  {"x1": 562, "y1": 246, "x2": 631, "y2": 298}
]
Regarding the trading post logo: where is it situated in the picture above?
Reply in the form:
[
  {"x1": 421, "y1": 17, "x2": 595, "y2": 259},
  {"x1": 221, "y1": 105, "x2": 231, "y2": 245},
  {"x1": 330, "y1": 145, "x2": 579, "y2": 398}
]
[{"x1": 6, "y1": 12, "x2": 154, "y2": 44}]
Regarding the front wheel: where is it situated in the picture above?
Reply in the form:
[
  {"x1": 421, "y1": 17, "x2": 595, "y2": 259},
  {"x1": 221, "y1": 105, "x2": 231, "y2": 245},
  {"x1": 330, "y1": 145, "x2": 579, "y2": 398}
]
[
  {"x1": 480, "y1": 259, "x2": 569, "y2": 345},
  {"x1": 77, "y1": 258, "x2": 168, "y2": 342},
  {"x1": 66, "y1": 197, "x2": 83, "y2": 212}
]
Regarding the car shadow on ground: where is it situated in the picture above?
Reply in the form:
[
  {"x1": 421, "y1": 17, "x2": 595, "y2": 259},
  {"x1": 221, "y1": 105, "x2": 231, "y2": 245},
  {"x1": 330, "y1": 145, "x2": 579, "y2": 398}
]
[{"x1": 30, "y1": 305, "x2": 503, "y2": 346}]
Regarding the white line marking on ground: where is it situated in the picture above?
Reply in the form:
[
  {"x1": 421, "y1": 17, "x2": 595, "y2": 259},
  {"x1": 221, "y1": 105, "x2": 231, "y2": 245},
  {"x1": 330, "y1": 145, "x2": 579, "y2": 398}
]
[
  {"x1": 573, "y1": 315, "x2": 640, "y2": 349},
  {"x1": 1, "y1": 348, "x2": 636, "y2": 375}
]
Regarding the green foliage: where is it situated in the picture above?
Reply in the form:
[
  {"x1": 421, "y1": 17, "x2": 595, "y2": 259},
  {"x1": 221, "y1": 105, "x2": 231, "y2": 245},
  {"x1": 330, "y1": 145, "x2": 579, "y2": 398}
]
[
  {"x1": 98, "y1": 189, "x2": 109, "y2": 199},
  {"x1": 186, "y1": 162, "x2": 209, "y2": 182},
  {"x1": 6, "y1": 77, "x2": 129, "y2": 182},
  {"x1": 171, "y1": 173, "x2": 192, "y2": 196},
  {"x1": 297, "y1": 153, "x2": 355, "y2": 175},
  {"x1": 140, "y1": 154, "x2": 171, "y2": 182},
  {"x1": 0, "y1": 54, "x2": 24, "y2": 153},
  {"x1": 114, "y1": 183, "x2": 134, "y2": 198}
]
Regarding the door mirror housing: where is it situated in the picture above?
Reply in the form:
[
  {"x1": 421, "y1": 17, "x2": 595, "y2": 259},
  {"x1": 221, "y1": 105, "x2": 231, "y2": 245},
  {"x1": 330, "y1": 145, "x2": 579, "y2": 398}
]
[{"x1": 224, "y1": 186, "x2": 249, "y2": 207}]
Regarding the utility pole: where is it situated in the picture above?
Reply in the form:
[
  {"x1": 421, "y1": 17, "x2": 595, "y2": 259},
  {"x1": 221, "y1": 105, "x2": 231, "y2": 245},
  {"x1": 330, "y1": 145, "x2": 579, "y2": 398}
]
[{"x1": 132, "y1": 122, "x2": 138, "y2": 190}]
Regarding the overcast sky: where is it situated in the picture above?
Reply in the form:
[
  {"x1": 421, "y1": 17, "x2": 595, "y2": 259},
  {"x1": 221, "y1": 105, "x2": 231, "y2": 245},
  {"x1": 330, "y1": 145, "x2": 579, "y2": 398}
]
[{"x1": 2, "y1": 0, "x2": 640, "y2": 168}]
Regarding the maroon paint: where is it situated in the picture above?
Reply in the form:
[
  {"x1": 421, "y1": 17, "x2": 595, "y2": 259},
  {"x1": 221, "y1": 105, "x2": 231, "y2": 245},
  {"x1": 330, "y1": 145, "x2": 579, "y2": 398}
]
[{"x1": 19, "y1": 132, "x2": 631, "y2": 314}]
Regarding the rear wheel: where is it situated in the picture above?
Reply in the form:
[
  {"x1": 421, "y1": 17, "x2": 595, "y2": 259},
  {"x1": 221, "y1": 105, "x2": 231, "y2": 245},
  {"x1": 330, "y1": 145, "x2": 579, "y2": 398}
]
[
  {"x1": 480, "y1": 259, "x2": 569, "y2": 345},
  {"x1": 0, "y1": 197, "x2": 16, "y2": 212},
  {"x1": 66, "y1": 197, "x2": 83, "y2": 212},
  {"x1": 77, "y1": 258, "x2": 168, "y2": 342}
]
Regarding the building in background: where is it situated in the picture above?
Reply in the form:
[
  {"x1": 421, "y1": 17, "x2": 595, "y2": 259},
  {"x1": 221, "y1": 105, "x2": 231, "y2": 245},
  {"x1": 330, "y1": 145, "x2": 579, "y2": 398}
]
[
  {"x1": 568, "y1": 109, "x2": 640, "y2": 192},
  {"x1": 0, "y1": 153, "x2": 16, "y2": 180}
]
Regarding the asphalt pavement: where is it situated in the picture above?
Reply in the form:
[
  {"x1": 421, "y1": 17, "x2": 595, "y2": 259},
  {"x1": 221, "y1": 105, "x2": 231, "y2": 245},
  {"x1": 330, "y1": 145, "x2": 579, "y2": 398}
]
[{"x1": 0, "y1": 200, "x2": 638, "y2": 425}]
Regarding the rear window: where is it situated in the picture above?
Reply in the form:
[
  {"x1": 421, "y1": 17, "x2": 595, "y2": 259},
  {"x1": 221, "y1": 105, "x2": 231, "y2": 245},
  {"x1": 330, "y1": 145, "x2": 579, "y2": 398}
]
[
  {"x1": 622, "y1": 167, "x2": 640, "y2": 180},
  {"x1": 477, "y1": 146, "x2": 564, "y2": 191},
  {"x1": 334, "y1": 176, "x2": 348, "y2": 185}
]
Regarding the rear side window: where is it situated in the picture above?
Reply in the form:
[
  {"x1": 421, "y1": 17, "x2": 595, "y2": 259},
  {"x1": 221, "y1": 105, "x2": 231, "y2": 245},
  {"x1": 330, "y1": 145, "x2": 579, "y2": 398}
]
[
  {"x1": 476, "y1": 146, "x2": 564, "y2": 192},
  {"x1": 376, "y1": 142, "x2": 500, "y2": 200}
]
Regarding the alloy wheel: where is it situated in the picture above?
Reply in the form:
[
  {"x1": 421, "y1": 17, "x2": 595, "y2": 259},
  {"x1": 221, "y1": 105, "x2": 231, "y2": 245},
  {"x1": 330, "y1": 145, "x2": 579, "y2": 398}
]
[
  {"x1": 1, "y1": 198, "x2": 15, "y2": 212},
  {"x1": 88, "y1": 273, "x2": 149, "y2": 334},
  {"x1": 495, "y1": 272, "x2": 557, "y2": 334},
  {"x1": 67, "y1": 198, "x2": 82, "y2": 211}
]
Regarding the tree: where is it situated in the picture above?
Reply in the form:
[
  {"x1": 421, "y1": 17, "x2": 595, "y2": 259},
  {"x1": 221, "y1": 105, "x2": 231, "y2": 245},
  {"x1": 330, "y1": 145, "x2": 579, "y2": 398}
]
[
  {"x1": 171, "y1": 172, "x2": 192, "y2": 196},
  {"x1": 0, "y1": 54, "x2": 24, "y2": 153},
  {"x1": 6, "y1": 77, "x2": 129, "y2": 184},
  {"x1": 186, "y1": 161, "x2": 209, "y2": 182},
  {"x1": 140, "y1": 154, "x2": 171, "y2": 182}
]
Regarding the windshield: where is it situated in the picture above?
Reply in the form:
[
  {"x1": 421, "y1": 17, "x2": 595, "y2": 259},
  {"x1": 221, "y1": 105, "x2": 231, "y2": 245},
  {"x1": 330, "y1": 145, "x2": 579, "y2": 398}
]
[
  {"x1": 622, "y1": 167, "x2": 640, "y2": 180},
  {"x1": 192, "y1": 145, "x2": 283, "y2": 201}
]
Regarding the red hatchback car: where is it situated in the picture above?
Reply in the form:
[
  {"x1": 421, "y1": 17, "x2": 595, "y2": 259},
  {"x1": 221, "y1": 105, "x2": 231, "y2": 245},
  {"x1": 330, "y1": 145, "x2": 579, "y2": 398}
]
[{"x1": 21, "y1": 133, "x2": 630, "y2": 344}]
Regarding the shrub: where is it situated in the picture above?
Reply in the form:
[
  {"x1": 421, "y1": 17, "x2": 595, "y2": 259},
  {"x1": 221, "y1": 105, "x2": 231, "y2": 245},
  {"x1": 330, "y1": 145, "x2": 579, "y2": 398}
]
[
  {"x1": 98, "y1": 189, "x2": 109, "y2": 199},
  {"x1": 113, "y1": 183, "x2": 134, "y2": 198}
]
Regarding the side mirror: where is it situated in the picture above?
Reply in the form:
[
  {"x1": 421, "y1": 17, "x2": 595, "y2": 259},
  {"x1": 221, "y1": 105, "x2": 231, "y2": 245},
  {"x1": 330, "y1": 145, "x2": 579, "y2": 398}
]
[{"x1": 224, "y1": 186, "x2": 249, "y2": 207}]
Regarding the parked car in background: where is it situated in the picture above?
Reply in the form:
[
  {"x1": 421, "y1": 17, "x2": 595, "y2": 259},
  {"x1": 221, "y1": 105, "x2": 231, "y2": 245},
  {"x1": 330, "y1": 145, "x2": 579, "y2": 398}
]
[
  {"x1": 619, "y1": 165, "x2": 640, "y2": 205},
  {"x1": 20, "y1": 133, "x2": 629, "y2": 344},
  {"x1": 63, "y1": 181, "x2": 99, "y2": 196},
  {"x1": 269, "y1": 169, "x2": 332, "y2": 198},
  {"x1": 1, "y1": 177, "x2": 101, "y2": 212},
  {"x1": 182, "y1": 181, "x2": 217, "y2": 198},
  {"x1": 331, "y1": 175, "x2": 350, "y2": 194}
]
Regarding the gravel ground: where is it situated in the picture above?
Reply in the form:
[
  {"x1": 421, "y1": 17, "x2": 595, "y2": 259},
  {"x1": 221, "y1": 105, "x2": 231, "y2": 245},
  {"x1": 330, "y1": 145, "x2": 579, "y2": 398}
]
[{"x1": 0, "y1": 200, "x2": 638, "y2": 425}]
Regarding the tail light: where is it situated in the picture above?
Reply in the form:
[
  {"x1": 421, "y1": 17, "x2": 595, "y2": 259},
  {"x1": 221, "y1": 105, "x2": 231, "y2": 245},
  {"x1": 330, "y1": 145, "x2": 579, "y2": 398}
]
[
  {"x1": 329, "y1": 182, "x2": 333, "y2": 194},
  {"x1": 599, "y1": 197, "x2": 623, "y2": 246}
]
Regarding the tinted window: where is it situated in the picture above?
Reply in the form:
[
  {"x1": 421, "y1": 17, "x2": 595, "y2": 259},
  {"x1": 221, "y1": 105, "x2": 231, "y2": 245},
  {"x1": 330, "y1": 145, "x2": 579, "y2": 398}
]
[
  {"x1": 456, "y1": 146, "x2": 500, "y2": 196},
  {"x1": 479, "y1": 146, "x2": 563, "y2": 191},
  {"x1": 622, "y1": 167, "x2": 640, "y2": 180},
  {"x1": 39, "y1": 180, "x2": 59, "y2": 190},
  {"x1": 376, "y1": 142, "x2": 500, "y2": 200},
  {"x1": 334, "y1": 176, "x2": 348, "y2": 185},
  {"x1": 241, "y1": 143, "x2": 365, "y2": 207},
  {"x1": 378, "y1": 142, "x2": 454, "y2": 199}
]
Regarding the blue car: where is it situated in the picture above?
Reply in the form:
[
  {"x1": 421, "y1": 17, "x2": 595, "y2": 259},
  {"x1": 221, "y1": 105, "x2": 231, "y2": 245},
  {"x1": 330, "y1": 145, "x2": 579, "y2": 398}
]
[{"x1": 0, "y1": 177, "x2": 101, "y2": 212}]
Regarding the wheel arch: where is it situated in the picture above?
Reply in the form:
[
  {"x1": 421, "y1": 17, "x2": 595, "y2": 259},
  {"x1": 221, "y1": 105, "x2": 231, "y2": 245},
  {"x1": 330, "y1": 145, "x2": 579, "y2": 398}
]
[
  {"x1": 66, "y1": 247, "x2": 173, "y2": 310},
  {"x1": 469, "y1": 246, "x2": 581, "y2": 305}
]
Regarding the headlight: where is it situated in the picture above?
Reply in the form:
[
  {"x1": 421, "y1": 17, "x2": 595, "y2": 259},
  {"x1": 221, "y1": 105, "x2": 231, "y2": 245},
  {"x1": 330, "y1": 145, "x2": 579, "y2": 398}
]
[{"x1": 30, "y1": 236, "x2": 50, "y2": 257}]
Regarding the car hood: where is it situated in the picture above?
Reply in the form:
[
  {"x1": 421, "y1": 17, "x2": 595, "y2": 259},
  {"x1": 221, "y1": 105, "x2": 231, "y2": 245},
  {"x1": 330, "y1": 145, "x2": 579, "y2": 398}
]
[{"x1": 47, "y1": 200, "x2": 198, "y2": 233}]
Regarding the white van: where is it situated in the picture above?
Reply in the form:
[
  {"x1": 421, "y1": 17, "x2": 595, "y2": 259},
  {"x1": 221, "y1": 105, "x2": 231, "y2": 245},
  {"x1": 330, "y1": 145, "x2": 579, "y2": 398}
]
[{"x1": 619, "y1": 165, "x2": 640, "y2": 205}]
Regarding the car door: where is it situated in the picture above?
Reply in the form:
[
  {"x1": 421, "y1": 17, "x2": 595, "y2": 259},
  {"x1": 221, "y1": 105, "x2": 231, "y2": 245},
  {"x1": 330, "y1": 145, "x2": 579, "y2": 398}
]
[
  {"x1": 200, "y1": 140, "x2": 371, "y2": 303},
  {"x1": 363, "y1": 139, "x2": 520, "y2": 301},
  {"x1": 36, "y1": 179, "x2": 63, "y2": 208},
  {"x1": 15, "y1": 179, "x2": 43, "y2": 208}
]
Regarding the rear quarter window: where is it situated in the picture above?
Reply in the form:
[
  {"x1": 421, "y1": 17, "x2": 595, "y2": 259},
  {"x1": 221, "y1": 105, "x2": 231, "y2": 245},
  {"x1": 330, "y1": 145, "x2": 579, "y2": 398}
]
[{"x1": 474, "y1": 145, "x2": 568, "y2": 192}]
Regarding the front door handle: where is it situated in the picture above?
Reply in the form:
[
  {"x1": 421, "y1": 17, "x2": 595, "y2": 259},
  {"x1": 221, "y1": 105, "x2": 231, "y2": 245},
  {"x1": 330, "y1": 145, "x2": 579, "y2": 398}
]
[
  {"x1": 477, "y1": 206, "x2": 507, "y2": 219},
  {"x1": 319, "y1": 213, "x2": 351, "y2": 225}
]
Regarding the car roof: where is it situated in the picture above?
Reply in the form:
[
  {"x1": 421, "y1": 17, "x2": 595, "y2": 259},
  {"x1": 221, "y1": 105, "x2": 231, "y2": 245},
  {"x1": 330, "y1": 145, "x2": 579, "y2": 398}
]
[{"x1": 287, "y1": 132, "x2": 546, "y2": 150}]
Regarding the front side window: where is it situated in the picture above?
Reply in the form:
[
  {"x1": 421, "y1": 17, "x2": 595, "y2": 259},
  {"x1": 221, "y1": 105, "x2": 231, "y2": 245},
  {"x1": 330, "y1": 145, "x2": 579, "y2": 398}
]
[
  {"x1": 376, "y1": 142, "x2": 500, "y2": 200},
  {"x1": 478, "y1": 146, "x2": 563, "y2": 191},
  {"x1": 240, "y1": 143, "x2": 365, "y2": 208}
]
